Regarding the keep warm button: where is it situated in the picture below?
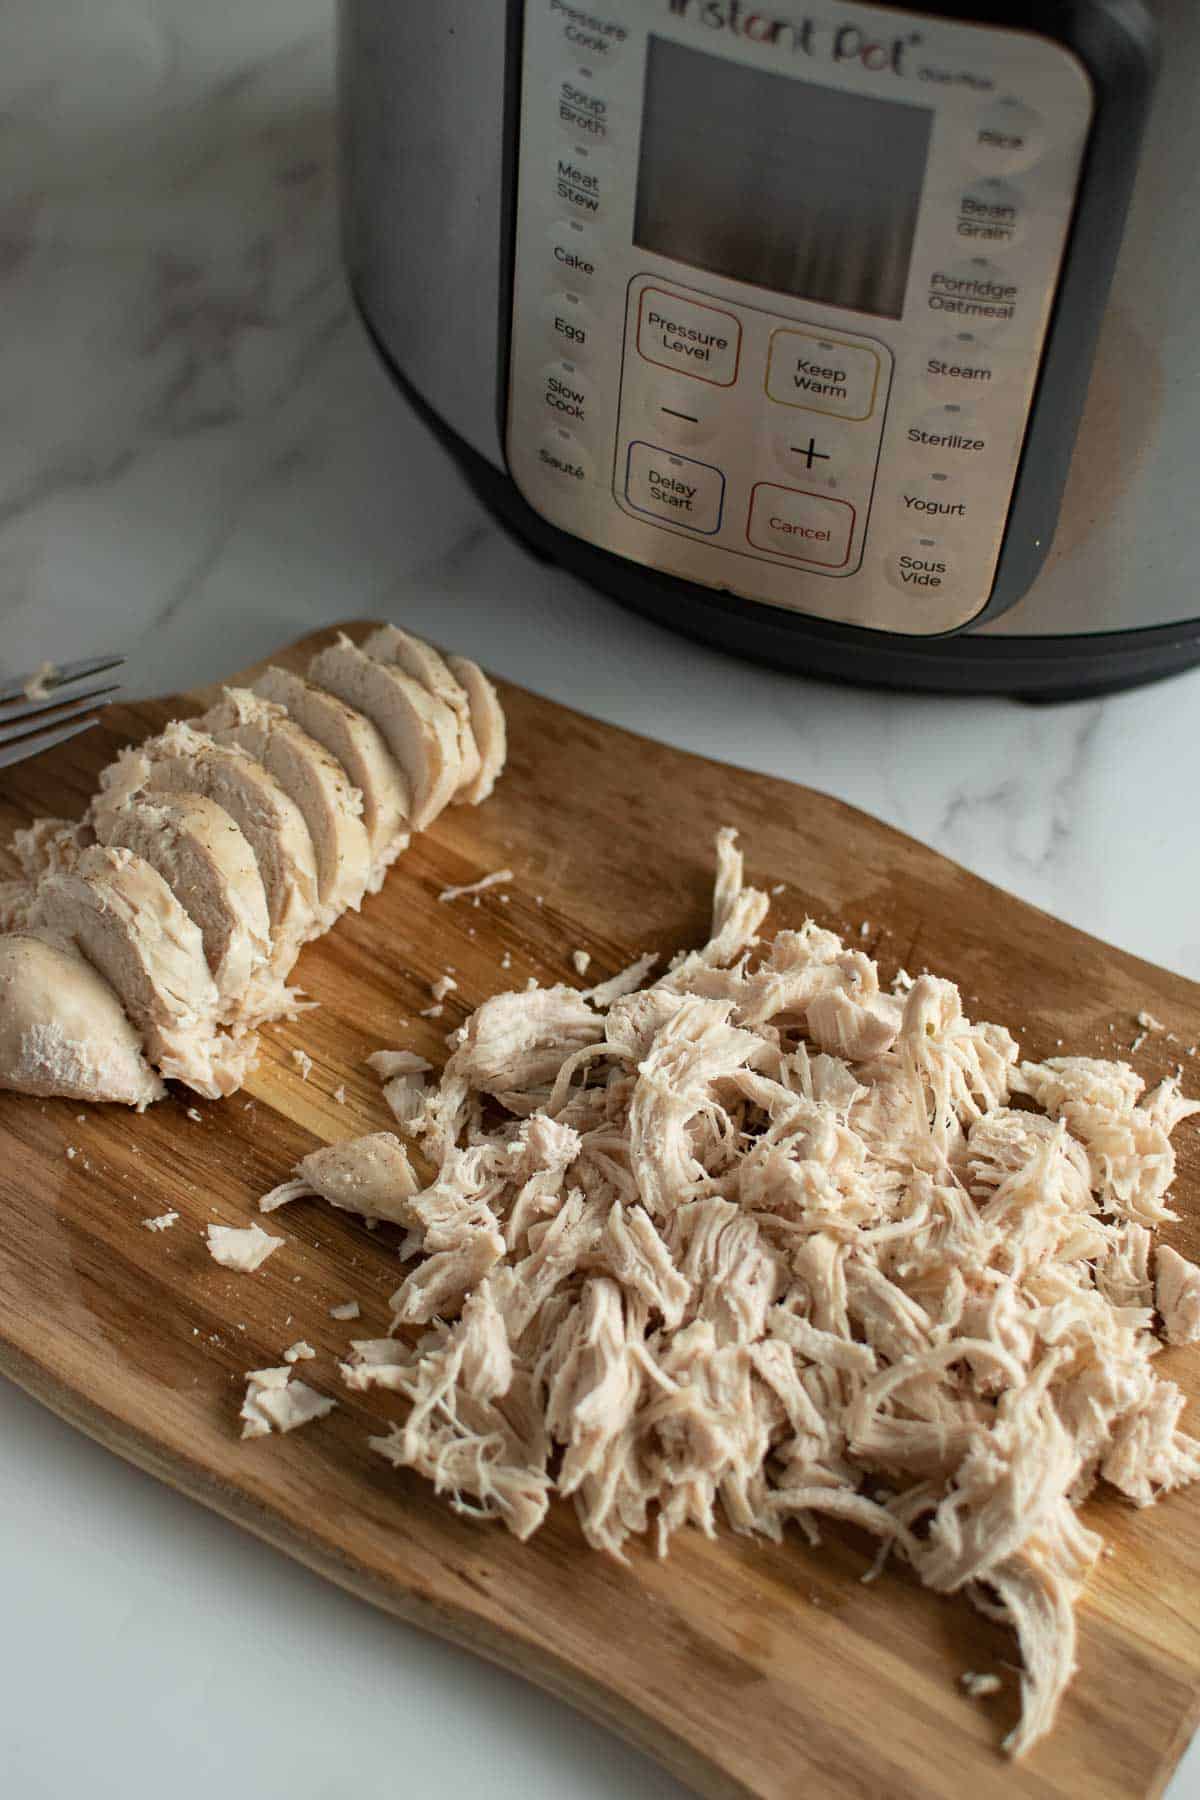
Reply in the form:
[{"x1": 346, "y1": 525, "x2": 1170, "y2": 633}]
[
  {"x1": 625, "y1": 441, "x2": 725, "y2": 533},
  {"x1": 747, "y1": 483, "x2": 855, "y2": 567}
]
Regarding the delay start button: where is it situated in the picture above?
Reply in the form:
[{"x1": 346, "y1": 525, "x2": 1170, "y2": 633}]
[
  {"x1": 624, "y1": 441, "x2": 725, "y2": 533},
  {"x1": 747, "y1": 483, "x2": 855, "y2": 568}
]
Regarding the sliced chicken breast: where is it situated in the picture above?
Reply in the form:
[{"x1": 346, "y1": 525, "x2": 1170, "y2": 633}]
[
  {"x1": 0, "y1": 932, "x2": 165, "y2": 1108},
  {"x1": 95, "y1": 791, "x2": 275, "y2": 1023},
  {"x1": 252, "y1": 665, "x2": 410, "y2": 891},
  {"x1": 308, "y1": 633, "x2": 461, "y2": 831},
  {"x1": 446, "y1": 655, "x2": 507, "y2": 806},
  {"x1": 362, "y1": 624, "x2": 482, "y2": 799},
  {"x1": 31, "y1": 846, "x2": 254, "y2": 1098},
  {"x1": 198, "y1": 687, "x2": 371, "y2": 925},
  {"x1": 94, "y1": 720, "x2": 320, "y2": 975}
]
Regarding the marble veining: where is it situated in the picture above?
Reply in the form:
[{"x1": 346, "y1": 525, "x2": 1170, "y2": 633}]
[{"x1": 1, "y1": 7, "x2": 1199, "y2": 1797}]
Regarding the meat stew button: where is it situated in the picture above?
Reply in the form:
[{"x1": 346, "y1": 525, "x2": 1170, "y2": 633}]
[
  {"x1": 747, "y1": 483, "x2": 855, "y2": 567},
  {"x1": 624, "y1": 441, "x2": 724, "y2": 533}
]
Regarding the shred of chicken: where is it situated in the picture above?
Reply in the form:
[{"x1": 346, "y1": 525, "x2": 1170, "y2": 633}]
[
  {"x1": 261, "y1": 830, "x2": 1200, "y2": 1761},
  {"x1": 207, "y1": 1221, "x2": 284, "y2": 1272},
  {"x1": 240, "y1": 1365, "x2": 335, "y2": 1438}
]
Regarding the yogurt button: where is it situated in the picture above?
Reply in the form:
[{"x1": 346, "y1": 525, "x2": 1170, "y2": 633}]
[{"x1": 898, "y1": 470, "x2": 968, "y2": 529}]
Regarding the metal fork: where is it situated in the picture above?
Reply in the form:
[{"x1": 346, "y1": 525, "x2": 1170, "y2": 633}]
[{"x1": 0, "y1": 655, "x2": 125, "y2": 770}]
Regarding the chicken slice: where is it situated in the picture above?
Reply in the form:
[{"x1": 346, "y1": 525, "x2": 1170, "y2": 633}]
[
  {"x1": 0, "y1": 932, "x2": 164, "y2": 1107},
  {"x1": 31, "y1": 845, "x2": 253, "y2": 1097},
  {"x1": 253, "y1": 664, "x2": 410, "y2": 890},
  {"x1": 199, "y1": 686, "x2": 371, "y2": 925},
  {"x1": 362, "y1": 624, "x2": 482, "y2": 800},
  {"x1": 445, "y1": 655, "x2": 507, "y2": 806},
  {"x1": 308, "y1": 633, "x2": 460, "y2": 831},
  {"x1": 95, "y1": 791, "x2": 274, "y2": 1024}
]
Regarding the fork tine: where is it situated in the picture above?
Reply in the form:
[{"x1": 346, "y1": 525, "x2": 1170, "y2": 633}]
[
  {"x1": 0, "y1": 715, "x2": 96, "y2": 771},
  {"x1": 0, "y1": 681, "x2": 121, "y2": 728},
  {"x1": 0, "y1": 653, "x2": 125, "y2": 704},
  {"x1": 0, "y1": 691, "x2": 114, "y2": 750}
]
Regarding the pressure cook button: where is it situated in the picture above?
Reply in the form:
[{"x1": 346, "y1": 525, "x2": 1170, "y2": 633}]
[
  {"x1": 541, "y1": 358, "x2": 590, "y2": 426},
  {"x1": 884, "y1": 541, "x2": 954, "y2": 594},
  {"x1": 549, "y1": 1, "x2": 628, "y2": 62},
  {"x1": 747, "y1": 483, "x2": 855, "y2": 567},
  {"x1": 956, "y1": 176, "x2": 1024, "y2": 248},
  {"x1": 765, "y1": 329, "x2": 881, "y2": 420},
  {"x1": 636, "y1": 286, "x2": 741, "y2": 387},
  {"x1": 972, "y1": 97, "x2": 1043, "y2": 174},
  {"x1": 548, "y1": 218, "x2": 598, "y2": 284},
  {"x1": 625, "y1": 441, "x2": 725, "y2": 533},
  {"x1": 543, "y1": 290, "x2": 594, "y2": 356},
  {"x1": 538, "y1": 425, "x2": 591, "y2": 484},
  {"x1": 907, "y1": 405, "x2": 987, "y2": 456},
  {"x1": 555, "y1": 69, "x2": 611, "y2": 143},
  {"x1": 553, "y1": 150, "x2": 603, "y2": 218}
]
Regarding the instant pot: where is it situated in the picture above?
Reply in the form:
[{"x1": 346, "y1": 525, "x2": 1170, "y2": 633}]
[{"x1": 338, "y1": 1, "x2": 1198, "y2": 697}]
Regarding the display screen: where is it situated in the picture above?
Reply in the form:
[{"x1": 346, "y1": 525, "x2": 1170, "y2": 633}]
[{"x1": 634, "y1": 36, "x2": 933, "y2": 320}]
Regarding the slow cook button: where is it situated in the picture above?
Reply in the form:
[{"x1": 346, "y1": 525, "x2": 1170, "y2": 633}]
[
  {"x1": 538, "y1": 425, "x2": 591, "y2": 483},
  {"x1": 543, "y1": 289, "x2": 594, "y2": 355},
  {"x1": 884, "y1": 541, "x2": 954, "y2": 593},
  {"x1": 636, "y1": 286, "x2": 741, "y2": 387},
  {"x1": 747, "y1": 483, "x2": 855, "y2": 567},
  {"x1": 765, "y1": 329, "x2": 881, "y2": 420},
  {"x1": 541, "y1": 359, "x2": 589, "y2": 425},
  {"x1": 625, "y1": 441, "x2": 724, "y2": 533},
  {"x1": 555, "y1": 69, "x2": 611, "y2": 143},
  {"x1": 971, "y1": 96, "x2": 1043, "y2": 175}
]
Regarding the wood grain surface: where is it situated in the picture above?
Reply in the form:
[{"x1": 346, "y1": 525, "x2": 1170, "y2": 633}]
[{"x1": 1, "y1": 622, "x2": 1198, "y2": 1799}]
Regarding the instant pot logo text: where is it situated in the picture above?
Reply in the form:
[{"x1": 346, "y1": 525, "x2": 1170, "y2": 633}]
[{"x1": 666, "y1": 1, "x2": 921, "y2": 74}]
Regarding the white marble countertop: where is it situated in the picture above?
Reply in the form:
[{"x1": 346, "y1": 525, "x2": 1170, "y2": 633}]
[{"x1": 1, "y1": 4, "x2": 1198, "y2": 1796}]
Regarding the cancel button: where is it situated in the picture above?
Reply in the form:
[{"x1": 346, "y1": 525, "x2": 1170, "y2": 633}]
[{"x1": 747, "y1": 482, "x2": 855, "y2": 567}]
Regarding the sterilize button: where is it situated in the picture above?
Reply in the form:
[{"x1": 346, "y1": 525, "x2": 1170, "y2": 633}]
[
  {"x1": 971, "y1": 96, "x2": 1043, "y2": 174},
  {"x1": 956, "y1": 177, "x2": 1023, "y2": 248},
  {"x1": 624, "y1": 441, "x2": 725, "y2": 533},
  {"x1": 908, "y1": 404, "x2": 987, "y2": 457},
  {"x1": 746, "y1": 483, "x2": 855, "y2": 567},
  {"x1": 538, "y1": 425, "x2": 591, "y2": 484}
]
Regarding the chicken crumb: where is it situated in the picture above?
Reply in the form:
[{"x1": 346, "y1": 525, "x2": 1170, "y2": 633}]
[
  {"x1": 329, "y1": 1300, "x2": 361, "y2": 1322},
  {"x1": 206, "y1": 1222, "x2": 284, "y2": 1273},
  {"x1": 186, "y1": 1106, "x2": 203, "y2": 1123},
  {"x1": 333, "y1": 1084, "x2": 347, "y2": 1105},
  {"x1": 571, "y1": 949, "x2": 591, "y2": 977},
  {"x1": 961, "y1": 1673, "x2": 1002, "y2": 1699},
  {"x1": 142, "y1": 1212, "x2": 179, "y2": 1232},
  {"x1": 291, "y1": 1048, "x2": 314, "y2": 1081},
  {"x1": 420, "y1": 1003, "x2": 444, "y2": 1019},
  {"x1": 859, "y1": 921, "x2": 871, "y2": 937},
  {"x1": 501, "y1": 952, "x2": 512, "y2": 970},
  {"x1": 771, "y1": 883, "x2": 786, "y2": 896},
  {"x1": 22, "y1": 660, "x2": 58, "y2": 701},
  {"x1": 65, "y1": 1146, "x2": 77, "y2": 1160},
  {"x1": 240, "y1": 1367, "x2": 335, "y2": 1439},
  {"x1": 1137, "y1": 1011, "x2": 1165, "y2": 1031},
  {"x1": 431, "y1": 974, "x2": 458, "y2": 1002},
  {"x1": 438, "y1": 868, "x2": 514, "y2": 903},
  {"x1": 283, "y1": 1341, "x2": 316, "y2": 1363}
]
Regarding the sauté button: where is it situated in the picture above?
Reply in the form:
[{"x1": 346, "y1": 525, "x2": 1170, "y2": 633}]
[
  {"x1": 624, "y1": 441, "x2": 724, "y2": 533},
  {"x1": 766, "y1": 329, "x2": 880, "y2": 420},
  {"x1": 538, "y1": 424, "x2": 591, "y2": 483},
  {"x1": 971, "y1": 97, "x2": 1043, "y2": 174},
  {"x1": 746, "y1": 483, "x2": 855, "y2": 567},
  {"x1": 636, "y1": 286, "x2": 741, "y2": 387}
]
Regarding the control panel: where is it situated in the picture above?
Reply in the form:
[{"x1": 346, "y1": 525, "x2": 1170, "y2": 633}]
[{"x1": 508, "y1": 1, "x2": 1094, "y2": 635}]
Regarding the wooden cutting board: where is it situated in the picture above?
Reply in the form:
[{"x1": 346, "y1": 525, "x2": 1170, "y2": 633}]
[{"x1": 1, "y1": 621, "x2": 1198, "y2": 1800}]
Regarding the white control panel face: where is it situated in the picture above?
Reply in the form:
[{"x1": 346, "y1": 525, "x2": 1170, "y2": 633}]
[{"x1": 506, "y1": 0, "x2": 1094, "y2": 634}]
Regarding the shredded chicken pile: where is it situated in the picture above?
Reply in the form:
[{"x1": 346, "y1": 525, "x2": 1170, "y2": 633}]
[{"x1": 268, "y1": 831, "x2": 1200, "y2": 1757}]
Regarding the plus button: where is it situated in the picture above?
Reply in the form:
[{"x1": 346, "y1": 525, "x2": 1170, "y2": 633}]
[{"x1": 791, "y1": 436, "x2": 831, "y2": 471}]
